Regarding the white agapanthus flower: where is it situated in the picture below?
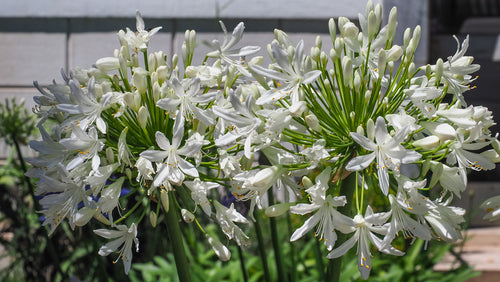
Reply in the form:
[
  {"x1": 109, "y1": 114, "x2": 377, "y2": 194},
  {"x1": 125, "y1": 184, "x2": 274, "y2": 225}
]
[
  {"x1": 346, "y1": 116, "x2": 421, "y2": 195},
  {"x1": 94, "y1": 223, "x2": 139, "y2": 274},
  {"x1": 327, "y1": 206, "x2": 404, "y2": 280},
  {"x1": 290, "y1": 167, "x2": 353, "y2": 251},
  {"x1": 118, "y1": 11, "x2": 162, "y2": 53}
]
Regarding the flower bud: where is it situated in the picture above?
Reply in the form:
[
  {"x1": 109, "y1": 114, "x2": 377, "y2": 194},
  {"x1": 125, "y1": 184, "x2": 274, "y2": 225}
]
[
  {"x1": 342, "y1": 56, "x2": 353, "y2": 85},
  {"x1": 403, "y1": 28, "x2": 411, "y2": 48},
  {"x1": 491, "y1": 136, "x2": 500, "y2": 155},
  {"x1": 305, "y1": 114, "x2": 321, "y2": 131},
  {"x1": 366, "y1": 0, "x2": 374, "y2": 14},
  {"x1": 337, "y1": 17, "x2": 349, "y2": 35},
  {"x1": 364, "y1": 90, "x2": 372, "y2": 101},
  {"x1": 368, "y1": 11, "x2": 378, "y2": 40},
  {"x1": 302, "y1": 176, "x2": 313, "y2": 188},
  {"x1": 356, "y1": 125, "x2": 364, "y2": 135},
  {"x1": 408, "y1": 62, "x2": 415, "y2": 75},
  {"x1": 156, "y1": 65, "x2": 169, "y2": 81},
  {"x1": 287, "y1": 45, "x2": 295, "y2": 61},
  {"x1": 482, "y1": 149, "x2": 500, "y2": 163},
  {"x1": 334, "y1": 37, "x2": 344, "y2": 54},
  {"x1": 172, "y1": 54, "x2": 179, "y2": 69},
  {"x1": 435, "y1": 58, "x2": 444, "y2": 84},
  {"x1": 343, "y1": 22, "x2": 359, "y2": 38},
  {"x1": 367, "y1": 118, "x2": 375, "y2": 141},
  {"x1": 132, "y1": 71, "x2": 147, "y2": 94},
  {"x1": 388, "y1": 61, "x2": 394, "y2": 73},
  {"x1": 330, "y1": 48, "x2": 339, "y2": 61},
  {"x1": 106, "y1": 147, "x2": 114, "y2": 163},
  {"x1": 131, "y1": 53, "x2": 139, "y2": 67},
  {"x1": 160, "y1": 189, "x2": 169, "y2": 212},
  {"x1": 123, "y1": 92, "x2": 135, "y2": 108},
  {"x1": 138, "y1": 106, "x2": 149, "y2": 128},
  {"x1": 149, "y1": 211, "x2": 157, "y2": 227},
  {"x1": 289, "y1": 101, "x2": 307, "y2": 117},
  {"x1": 207, "y1": 236, "x2": 231, "y2": 261},
  {"x1": 328, "y1": 18, "x2": 337, "y2": 43},
  {"x1": 265, "y1": 203, "x2": 291, "y2": 217},
  {"x1": 320, "y1": 51, "x2": 328, "y2": 66},
  {"x1": 74, "y1": 207, "x2": 97, "y2": 226},
  {"x1": 387, "y1": 7, "x2": 398, "y2": 41},
  {"x1": 249, "y1": 166, "x2": 284, "y2": 191},
  {"x1": 377, "y1": 49, "x2": 386, "y2": 77},
  {"x1": 311, "y1": 46, "x2": 321, "y2": 62},
  {"x1": 275, "y1": 29, "x2": 293, "y2": 47},
  {"x1": 412, "y1": 25, "x2": 421, "y2": 49},
  {"x1": 181, "y1": 209, "x2": 195, "y2": 223},
  {"x1": 148, "y1": 53, "x2": 156, "y2": 71},
  {"x1": 386, "y1": 45, "x2": 403, "y2": 62},
  {"x1": 96, "y1": 57, "x2": 120, "y2": 71},
  {"x1": 413, "y1": 135, "x2": 440, "y2": 150}
]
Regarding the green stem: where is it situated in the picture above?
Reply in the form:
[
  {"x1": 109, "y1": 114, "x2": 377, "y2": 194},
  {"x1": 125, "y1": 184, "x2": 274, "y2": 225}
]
[
  {"x1": 268, "y1": 189, "x2": 287, "y2": 282},
  {"x1": 254, "y1": 210, "x2": 271, "y2": 282},
  {"x1": 165, "y1": 191, "x2": 191, "y2": 282},
  {"x1": 325, "y1": 172, "x2": 357, "y2": 282},
  {"x1": 237, "y1": 245, "x2": 249, "y2": 282}
]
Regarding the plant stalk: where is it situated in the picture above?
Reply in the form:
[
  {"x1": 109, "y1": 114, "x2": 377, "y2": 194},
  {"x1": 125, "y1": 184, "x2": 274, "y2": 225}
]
[
  {"x1": 268, "y1": 189, "x2": 287, "y2": 282},
  {"x1": 165, "y1": 191, "x2": 191, "y2": 282}
]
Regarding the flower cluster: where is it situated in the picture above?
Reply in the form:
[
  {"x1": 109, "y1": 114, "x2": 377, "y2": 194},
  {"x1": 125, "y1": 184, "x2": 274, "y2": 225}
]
[{"x1": 28, "y1": 2, "x2": 500, "y2": 279}]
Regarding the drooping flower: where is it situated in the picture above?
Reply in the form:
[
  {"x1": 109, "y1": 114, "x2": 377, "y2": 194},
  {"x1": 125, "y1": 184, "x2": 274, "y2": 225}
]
[{"x1": 94, "y1": 223, "x2": 139, "y2": 274}]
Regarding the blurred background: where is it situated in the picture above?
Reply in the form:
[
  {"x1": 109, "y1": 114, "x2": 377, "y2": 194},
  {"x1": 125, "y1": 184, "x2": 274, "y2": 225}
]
[{"x1": 0, "y1": 0, "x2": 499, "y2": 281}]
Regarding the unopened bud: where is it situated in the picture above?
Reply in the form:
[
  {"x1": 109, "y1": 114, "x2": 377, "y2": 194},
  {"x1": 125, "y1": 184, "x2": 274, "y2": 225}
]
[
  {"x1": 181, "y1": 209, "x2": 195, "y2": 223},
  {"x1": 356, "y1": 125, "x2": 364, "y2": 135},
  {"x1": 131, "y1": 53, "x2": 139, "y2": 67},
  {"x1": 320, "y1": 51, "x2": 328, "y2": 66},
  {"x1": 289, "y1": 101, "x2": 307, "y2": 117},
  {"x1": 387, "y1": 7, "x2": 398, "y2": 41},
  {"x1": 367, "y1": 118, "x2": 375, "y2": 141},
  {"x1": 265, "y1": 203, "x2": 291, "y2": 217},
  {"x1": 138, "y1": 106, "x2": 149, "y2": 128},
  {"x1": 305, "y1": 114, "x2": 321, "y2": 131},
  {"x1": 435, "y1": 58, "x2": 444, "y2": 83},
  {"x1": 274, "y1": 29, "x2": 293, "y2": 47},
  {"x1": 132, "y1": 71, "x2": 147, "y2": 94},
  {"x1": 311, "y1": 46, "x2": 321, "y2": 62},
  {"x1": 368, "y1": 11, "x2": 378, "y2": 40},
  {"x1": 337, "y1": 17, "x2": 349, "y2": 35},
  {"x1": 302, "y1": 176, "x2": 313, "y2": 188},
  {"x1": 96, "y1": 57, "x2": 120, "y2": 71},
  {"x1": 386, "y1": 45, "x2": 403, "y2": 62},
  {"x1": 315, "y1": 35, "x2": 322, "y2": 49},
  {"x1": 148, "y1": 53, "x2": 156, "y2": 71},
  {"x1": 149, "y1": 211, "x2": 157, "y2": 227},
  {"x1": 106, "y1": 147, "x2": 114, "y2": 163},
  {"x1": 343, "y1": 22, "x2": 359, "y2": 38},
  {"x1": 328, "y1": 18, "x2": 337, "y2": 42},
  {"x1": 413, "y1": 135, "x2": 440, "y2": 150},
  {"x1": 377, "y1": 49, "x2": 386, "y2": 77},
  {"x1": 403, "y1": 28, "x2": 411, "y2": 48},
  {"x1": 207, "y1": 236, "x2": 231, "y2": 261},
  {"x1": 160, "y1": 189, "x2": 169, "y2": 212},
  {"x1": 342, "y1": 56, "x2": 353, "y2": 85}
]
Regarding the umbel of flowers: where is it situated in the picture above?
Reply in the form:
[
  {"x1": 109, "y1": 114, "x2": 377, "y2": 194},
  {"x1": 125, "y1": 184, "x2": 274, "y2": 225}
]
[{"x1": 27, "y1": 1, "x2": 500, "y2": 280}]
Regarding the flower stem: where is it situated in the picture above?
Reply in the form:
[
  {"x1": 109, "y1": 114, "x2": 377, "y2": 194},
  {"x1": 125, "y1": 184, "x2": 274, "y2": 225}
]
[
  {"x1": 237, "y1": 245, "x2": 249, "y2": 282},
  {"x1": 326, "y1": 172, "x2": 357, "y2": 282},
  {"x1": 268, "y1": 189, "x2": 287, "y2": 282},
  {"x1": 254, "y1": 210, "x2": 271, "y2": 282},
  {"x1": 165, "y1": 191, "x2": 191, "y2": 282}
]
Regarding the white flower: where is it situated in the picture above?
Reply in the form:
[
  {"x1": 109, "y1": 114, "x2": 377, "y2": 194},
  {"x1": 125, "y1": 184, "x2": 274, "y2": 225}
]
[
  {"x1": 346, "y1": 116, "x2": 421, "y2": 194},
  {"x1": 327, "y1": 206, "x2": 404, "y2": 280},
  {"x1": 59, "y1": 126, "x2": 104, "y2": 171},
  {"x1": 480, "y1": 195, "x2": 500, "y2": 222},
  {"x1": 382, "y1": 194, "x2": 432, "y2": 248},
  {"x1": 290, "y1": 167, "x2": 354, "y2": 251},
  {"x1": 57, "y1": 78, "x2": 113, "y2": 134},
  {"x1": 205, "y1": 21, "x2": 260, "y2": 70},
  {"x1": 213, "y1": 201, "x2": 250, "y2": 247},
  {"x1": 251, "y1": 40, "x2": 321, "y2": 105},
  {"x1": 232, "y1": 165, "x2": 285, "y2": 217},
  {"x1": 94, "y1": 223, "x2": 139, "y2": 274},
  {"x1": 184, "y1": 178, "x2": 220, "y2": 216},
  {"x1": 157, "y1": 77, "x2": 217, "y2": 125},
  {"x1": 97, "y1": 177, "x2": 125, "y2": 224},
  {"x1": 447, "y1": 133, "x2": 495, "y2": 171},
  {"x1": 140, "y1": 122, "x2": 200, "y2": 186},
  {"x1": 119, "y1": 11, "x2": 162, "y2": 53}
]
